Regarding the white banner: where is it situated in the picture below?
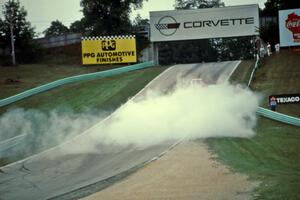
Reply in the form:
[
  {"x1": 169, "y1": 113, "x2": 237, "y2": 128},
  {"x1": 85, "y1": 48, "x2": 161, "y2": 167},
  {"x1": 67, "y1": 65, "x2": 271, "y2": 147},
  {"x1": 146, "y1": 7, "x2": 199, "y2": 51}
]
[
  {"x1": 279, "y1": 9, "x2": 300, "y2": 47},
  {"x1": 150, "y1": 5, "x2": 259, "y2": 42}
]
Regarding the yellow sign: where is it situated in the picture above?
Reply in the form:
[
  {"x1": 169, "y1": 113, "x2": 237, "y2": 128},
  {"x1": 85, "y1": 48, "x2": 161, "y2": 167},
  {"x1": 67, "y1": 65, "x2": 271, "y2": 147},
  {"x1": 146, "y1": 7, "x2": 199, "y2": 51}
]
[{"x1": 81, "y1": 35, "x2": 137, "y2": 65}]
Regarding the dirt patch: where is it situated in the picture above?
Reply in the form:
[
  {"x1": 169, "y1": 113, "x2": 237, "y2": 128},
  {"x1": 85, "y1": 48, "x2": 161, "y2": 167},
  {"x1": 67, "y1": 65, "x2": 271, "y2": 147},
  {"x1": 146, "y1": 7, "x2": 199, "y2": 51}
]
[
  {"x1": 4, "y1": 78, "x2": 21, "y2": 84},
  {"x1": 81, "y1": 141, "x2": 259, "y2": 200}
]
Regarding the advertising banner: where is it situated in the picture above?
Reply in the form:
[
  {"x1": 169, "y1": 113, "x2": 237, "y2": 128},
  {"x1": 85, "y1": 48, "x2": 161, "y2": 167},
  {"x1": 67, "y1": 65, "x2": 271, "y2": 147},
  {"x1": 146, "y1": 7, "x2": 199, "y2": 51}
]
[
  {"x1": 269, "y1": 94, "x2": 300, "y2": 104},
  {"x1": 279, "y1": 9, "x2": 300, "y2": 47},
  {"x1": 81, "y1": 35, "x2": 137, "y2": 65},
  {"x1": 150, "y1": 4, "x2": 259, "y2": 42}
]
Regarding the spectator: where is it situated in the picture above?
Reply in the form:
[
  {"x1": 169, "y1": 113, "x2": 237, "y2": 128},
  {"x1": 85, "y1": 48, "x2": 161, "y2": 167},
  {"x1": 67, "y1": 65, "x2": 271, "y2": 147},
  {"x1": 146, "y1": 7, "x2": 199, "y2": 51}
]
[
  {"x1": 269, "y1": 96, "x2": 277, "y2": 111},
  {"x1": 267, "y1": 42, "x2": 272, "y2": 56},
  {"x1": 275, "y1": 43, "x2": 280, "y2": 53},
  {"x1": 260, "y1": 46, "x2": 266, "y2": 57}
]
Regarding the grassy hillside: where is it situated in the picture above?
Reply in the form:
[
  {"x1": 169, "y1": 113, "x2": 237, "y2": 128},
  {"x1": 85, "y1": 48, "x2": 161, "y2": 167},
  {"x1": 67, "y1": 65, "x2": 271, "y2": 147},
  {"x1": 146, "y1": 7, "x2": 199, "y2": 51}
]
[
  {"x1": 206, "y1": 49, "x2": 300, "y2": 200},
  {"x1": 0, "y1": 66, "x2": 167, "y2": 166},
  {"x1": 1, "y1": 52, "x2": 299, "y2": 200},
  {"x1": 229, "y1": 59, "x2": 255, "y2": 85},
  {"x1": 251, "y1": 50, "x2": 300, "y2": 117},
  {"x1": 0, "y1": 67, "x2": 167, "y2": 114},
  {"x1": 0, "y1": 63, "x2": 126, "y2": 99}
]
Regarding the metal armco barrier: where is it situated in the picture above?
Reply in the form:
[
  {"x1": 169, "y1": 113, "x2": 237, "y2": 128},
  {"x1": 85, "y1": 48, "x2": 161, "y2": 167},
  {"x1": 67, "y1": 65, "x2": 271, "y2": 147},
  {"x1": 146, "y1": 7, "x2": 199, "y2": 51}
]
[
  {"x1": 257, "y1": 107, "x2": 300, "y2": 126},
  {"x1": 0, "y1": 61, "x2": 155, "y2": 107},
  {"x1": 1, "y1": 109, "x2": 299, "y2": 156},
  {"x1": 247, "y1": 54, "x2": 260, "y2": 87},
  {"x1": 0, "y1": 61, "x2": 155, "y2": 154},
  {"x1": 246, "y1": 52, "x2": 300, "y2": 127},
  {"x1": 0, "y1": 134, "x2": 26, "y2": 154}
]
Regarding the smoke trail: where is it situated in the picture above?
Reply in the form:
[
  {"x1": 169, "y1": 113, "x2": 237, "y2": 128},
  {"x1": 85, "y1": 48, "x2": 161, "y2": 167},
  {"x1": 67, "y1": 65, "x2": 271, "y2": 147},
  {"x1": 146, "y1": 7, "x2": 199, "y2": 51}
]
[
  {"x1": 0, "y1": 108, "x2": 108, "y2": 158},
  {"x1": 0, "y1": 82, "x2": 261, "y2": 157},
  {"x1": 66, "y1": 82, "x2": 260, "y2": 153}
]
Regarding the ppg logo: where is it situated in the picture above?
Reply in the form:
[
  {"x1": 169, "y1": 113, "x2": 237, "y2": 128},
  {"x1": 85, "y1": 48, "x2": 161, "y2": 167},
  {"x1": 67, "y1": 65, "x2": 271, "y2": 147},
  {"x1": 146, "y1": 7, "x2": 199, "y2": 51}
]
[{"x1": 102, "y1": 40, "x2": 116, "y2": 51}]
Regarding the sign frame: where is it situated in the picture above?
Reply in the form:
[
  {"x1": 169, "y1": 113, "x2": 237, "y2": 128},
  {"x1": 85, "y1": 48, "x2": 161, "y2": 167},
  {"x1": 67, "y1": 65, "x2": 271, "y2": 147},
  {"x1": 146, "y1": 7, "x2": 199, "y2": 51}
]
[
  {"x1": 279, "y1": 8, "x2": 300, "y2": 47},
  {"x1": 150, "y1": 4, "x2": 260, "y2": 42},
  {"x1": 81, "y1": 35, "x2": 137, "y2": 65}
]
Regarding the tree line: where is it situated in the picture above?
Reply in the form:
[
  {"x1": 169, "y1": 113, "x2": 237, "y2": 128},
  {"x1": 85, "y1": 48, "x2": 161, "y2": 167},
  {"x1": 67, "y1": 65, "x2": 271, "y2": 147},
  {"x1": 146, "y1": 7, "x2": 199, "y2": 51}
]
[
  {"x1": 0, "y1": 0, "x2": 147, "y2": 65},
  {"x1": 1, "y1": 0, "x2": 299, "y2": 65}
]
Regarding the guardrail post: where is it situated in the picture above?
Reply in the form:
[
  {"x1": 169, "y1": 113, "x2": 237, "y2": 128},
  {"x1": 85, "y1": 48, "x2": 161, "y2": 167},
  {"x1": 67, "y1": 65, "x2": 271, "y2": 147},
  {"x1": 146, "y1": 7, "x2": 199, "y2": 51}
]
[{"x1": 152, "y1": 42, "x2": 159, "y2": 66}]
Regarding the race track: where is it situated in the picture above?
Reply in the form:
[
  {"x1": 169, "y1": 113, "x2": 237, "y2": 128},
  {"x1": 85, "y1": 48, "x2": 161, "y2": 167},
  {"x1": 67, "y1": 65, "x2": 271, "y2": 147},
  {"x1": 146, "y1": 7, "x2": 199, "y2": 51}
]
[{"x1": 0, "y1": 61, "x2": 240, "y2": 200}]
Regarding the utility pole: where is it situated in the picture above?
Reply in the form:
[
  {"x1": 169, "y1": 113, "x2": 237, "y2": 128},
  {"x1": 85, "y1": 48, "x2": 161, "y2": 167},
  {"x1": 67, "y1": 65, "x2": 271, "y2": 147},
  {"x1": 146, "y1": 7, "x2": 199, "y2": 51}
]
[
  {"x1": 4, "y1": 0, "x2": 17, "y2": 65},
  {"x1": 9, "y1": 22, "x2": 16, "y2": 65}
]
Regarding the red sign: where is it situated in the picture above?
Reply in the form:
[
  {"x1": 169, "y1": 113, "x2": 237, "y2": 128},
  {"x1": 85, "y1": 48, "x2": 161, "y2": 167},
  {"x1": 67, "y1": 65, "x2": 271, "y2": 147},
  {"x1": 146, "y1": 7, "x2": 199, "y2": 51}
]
[{"x1": 285, "y1": 12, "x2": 300, "y2": 42}]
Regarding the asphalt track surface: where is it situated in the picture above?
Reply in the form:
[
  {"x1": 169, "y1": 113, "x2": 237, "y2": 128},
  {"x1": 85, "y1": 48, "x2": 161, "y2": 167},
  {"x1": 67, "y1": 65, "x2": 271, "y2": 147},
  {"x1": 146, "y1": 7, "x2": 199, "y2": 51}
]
[{"x1": 0, "y1": 61, "x2": 240, "y2": 200}]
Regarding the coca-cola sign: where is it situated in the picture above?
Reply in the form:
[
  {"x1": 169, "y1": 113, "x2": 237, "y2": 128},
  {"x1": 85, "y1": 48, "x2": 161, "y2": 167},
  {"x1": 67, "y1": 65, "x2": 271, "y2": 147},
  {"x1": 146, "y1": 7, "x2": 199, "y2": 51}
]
[
  {"x1": 285, "y1": 12, "x2": 300, "y2": 42},
  {"x1": 279, "y1": 9, "x2": 300, "y2": 47}
]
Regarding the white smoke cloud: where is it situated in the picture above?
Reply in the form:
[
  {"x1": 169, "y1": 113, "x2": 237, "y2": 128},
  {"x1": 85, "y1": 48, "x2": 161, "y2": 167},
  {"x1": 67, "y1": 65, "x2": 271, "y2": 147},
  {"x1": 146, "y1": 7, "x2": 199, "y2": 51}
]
[
  {"x1": 73, "y1": 82, "x2": 261, "y2": 152},
  {"x1": 0, "y1": 108, "x2": 108, "y2": 158},
  {"x1": 0, "y1": 82, "x2": 261, "y2": 158}
]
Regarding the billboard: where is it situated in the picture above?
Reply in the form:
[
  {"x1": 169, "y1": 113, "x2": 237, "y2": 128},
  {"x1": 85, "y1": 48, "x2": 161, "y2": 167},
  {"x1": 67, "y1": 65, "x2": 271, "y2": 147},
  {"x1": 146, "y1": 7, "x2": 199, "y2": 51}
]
[
  {"x1": 269, "y1": 94, "x2": 300, "y2": 104},
  {"x1": 150, "y1": 4, "x2": 259, "y2": 42},
  {"x1": 81, "y1": 35, "x2": 137, "y2": 65},
  {"x1": 279, "y1": 9, "x2": 300, "y2": 47}
]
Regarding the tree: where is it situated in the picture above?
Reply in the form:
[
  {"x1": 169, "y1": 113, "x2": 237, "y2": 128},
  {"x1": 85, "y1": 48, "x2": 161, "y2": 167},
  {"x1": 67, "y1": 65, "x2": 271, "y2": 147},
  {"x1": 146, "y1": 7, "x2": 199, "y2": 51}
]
[
  {"x1": 69, "y1": 19, "x2": 87, "y2": 33},
  {"x1": 133, "y1": 14, "x2": 149, "y2": 26},
  {"x1": 263, "y1": 0, "x2": 300, "y2": 16},
  {"x1": 0, "y1": 18, "x2": 5, "y2": 44},
  {"x1": 279, "y1": 0, "x2": 300, "y2": 10},
  {"x1": 80, "y1": 0, "x2": 147, "y2": 36},
  {"x1": 43, "y1": 20, "x2": 69, "y2": 37},
  {"x1": 0, "y1": 0, "x2": 36, "y2": 64},
  {"x1": 175, "y1": 0, "x2": 224, "y2": 9}
]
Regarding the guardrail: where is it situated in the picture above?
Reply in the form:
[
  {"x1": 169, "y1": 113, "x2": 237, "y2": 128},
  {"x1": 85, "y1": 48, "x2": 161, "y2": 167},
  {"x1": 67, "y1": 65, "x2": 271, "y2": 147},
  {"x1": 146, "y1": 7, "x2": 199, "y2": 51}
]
[
  {"x1": 0, "y1": 61, "x2": 155, "y2": 154},
  {"x1": 0, "y1": 134, "x2": 27, "y2": 154},
  {"x1": 2, "y1": 60, "x2": 299, "y2": 158},
  {"x1": 1, "y1": 106, "x2": 298, "y2": 155},
  {"x1": 0, "y1": 61, "x2": 155, "y2": 107},
  {"x1": 256, "y1": 107, "x2": 300, "y2": 126},
  {"x1": 247, "y1": 54, "x2": 260, "y2": 87},
  {"x1": 246, "y1": 50, "x2": 300, "y2": 126},
  {"x1": 249, "y1": 62, "x2": 300, "y2": 126}
]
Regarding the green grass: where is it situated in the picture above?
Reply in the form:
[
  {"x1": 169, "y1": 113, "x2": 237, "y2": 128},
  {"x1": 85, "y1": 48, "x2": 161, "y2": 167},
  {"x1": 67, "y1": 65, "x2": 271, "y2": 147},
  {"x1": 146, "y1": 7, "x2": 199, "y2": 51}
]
[
  {"x1": 251, "y1": 50, "x2": 300, "y2": 117},
  {"x1": 205, "y1": 50, "x2": 300, "y2": 199},
  {"x1": 0, "y1": 67, "x2": 167, "y2": 114},
  {"x1": 1, "y1": 51, "x2": 299, "y2": 200},
  {"x1": 230, "y1": 59, "x2": 255, "y2": 86},
  {"x1": 0, "y1": 66, "x2": 168, "y2": 166},
  {"x1": 206, "y1": 118, "x2": 300, "y2": 200},
  {"x1": 0, "y1": 63, "x2": 124, "y2": 99}
]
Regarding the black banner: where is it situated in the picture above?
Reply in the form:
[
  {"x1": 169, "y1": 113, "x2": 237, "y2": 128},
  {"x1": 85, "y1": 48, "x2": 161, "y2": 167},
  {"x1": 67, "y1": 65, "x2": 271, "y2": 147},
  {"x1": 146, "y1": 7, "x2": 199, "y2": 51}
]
[{"x1": 269, "y1": 94, "x2": 300, "y2": 104}]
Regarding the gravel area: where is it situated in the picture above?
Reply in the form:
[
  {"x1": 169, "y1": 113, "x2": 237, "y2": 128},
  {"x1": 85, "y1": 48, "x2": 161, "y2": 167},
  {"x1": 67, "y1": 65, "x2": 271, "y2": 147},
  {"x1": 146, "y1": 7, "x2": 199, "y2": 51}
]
[{"x1": 82, "y1": 141, "x2": 258, "y2": 200}]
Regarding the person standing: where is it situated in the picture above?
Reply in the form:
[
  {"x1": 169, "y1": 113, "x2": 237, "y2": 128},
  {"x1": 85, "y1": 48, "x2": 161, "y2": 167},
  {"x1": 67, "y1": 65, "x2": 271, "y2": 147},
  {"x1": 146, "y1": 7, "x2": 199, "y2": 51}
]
[
  {"x1": 275, "y1": 43, "x2": 280, "y2": 53},
  {"x1": 267, "y1": 42, "x2": 272, "y2": 56},
  {"x1": 269, "y1": 96, "x2": 277, "y2": 111}
]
